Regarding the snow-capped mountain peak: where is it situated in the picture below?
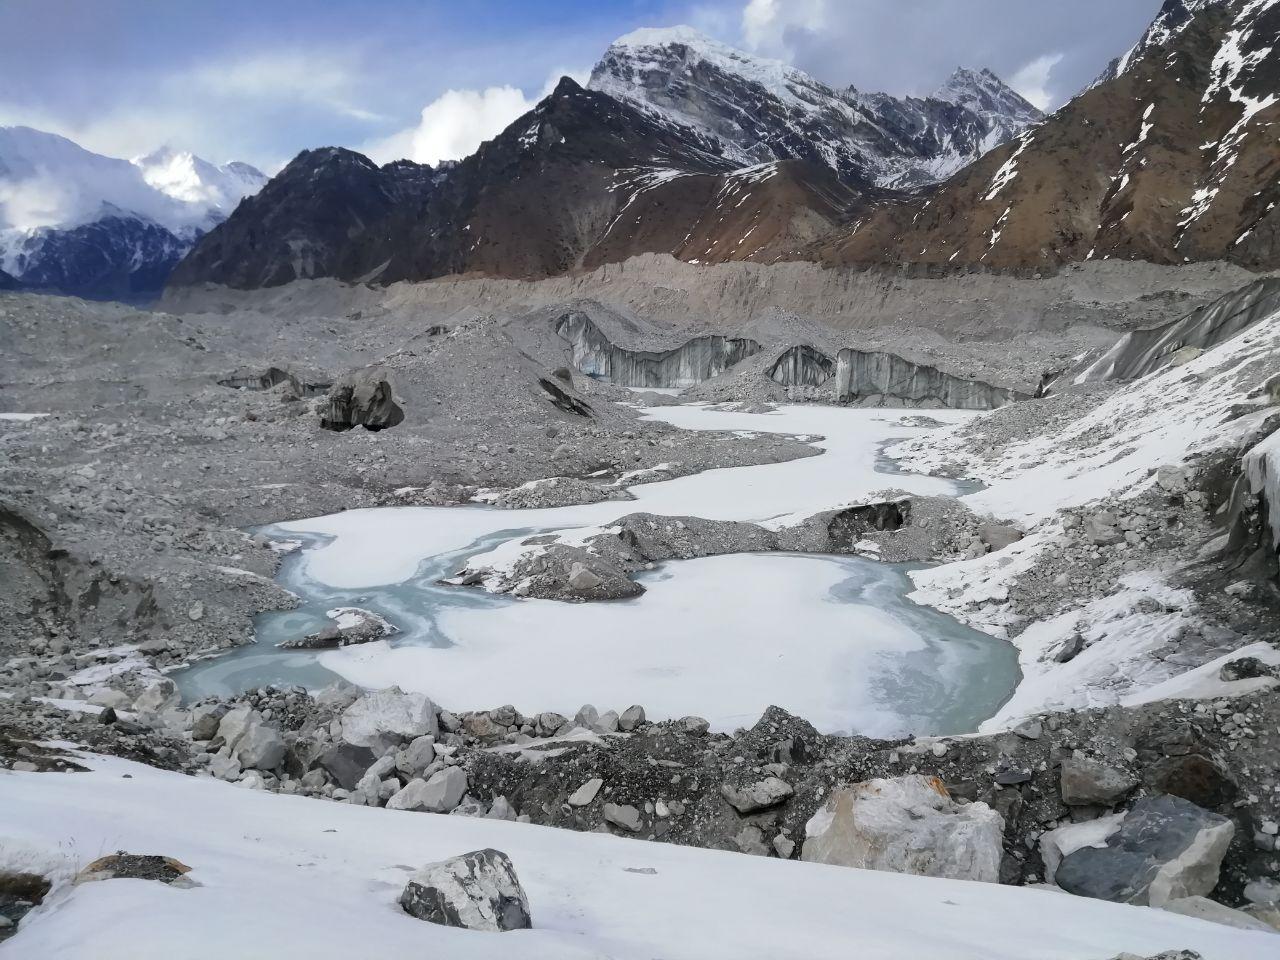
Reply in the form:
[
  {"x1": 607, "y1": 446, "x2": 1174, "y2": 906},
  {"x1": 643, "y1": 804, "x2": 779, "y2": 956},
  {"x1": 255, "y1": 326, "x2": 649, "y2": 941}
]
[
  {"x1": 0, "y1": 125, "x2": 267, "y2": 297},
  {"x1": 933, "y1": 67, "x2": 1043, "y2": 125},
  {"x1": 587, "y1": 27, "x2": 1044, "y2": 190},
  {"x1": 132, "y1": 146, "x2": 266, "y2": 215}
]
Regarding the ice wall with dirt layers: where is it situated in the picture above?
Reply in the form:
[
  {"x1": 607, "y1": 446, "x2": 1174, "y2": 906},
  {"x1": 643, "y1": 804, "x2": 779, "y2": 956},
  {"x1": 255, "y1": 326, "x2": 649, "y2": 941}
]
[{"x1": 555, "y1": 311, "x2": 760, "y2": 388}]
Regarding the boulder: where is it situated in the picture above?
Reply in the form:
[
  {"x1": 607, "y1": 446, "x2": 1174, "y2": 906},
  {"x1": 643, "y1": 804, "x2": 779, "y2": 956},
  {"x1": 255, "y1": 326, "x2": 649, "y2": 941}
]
[
  {"x1": 317, "y1": 742, "x2": 377, "y2": 791},
  {"x1": 320, "y1": 371, "x2": 404, "y2": 432},
  {"x1": 216, "y1": 704, "x2": 254, "y2": 748},
  {"x1": 1060, "y1": 756, "x2": 1138, "y2": 806},
  {"x1": 1055, "y1": 794, "x2": 1234, "y2": 906},
  {"x1": 1084, "y1": 511, "x2": 1123, "y2": 545},
  {"x1": 387, "y1": 767, "x2": 468, "y2": 813},
  {"x1": 618, "y1": 705, "x2": 646, "y2": 732},
  {"x1": 399, "y1": 849, "x2": 531, "y2": 932},
  {"x1": 801, "y1": 775, "x2": 1004, "y2": 883},
  {"x1": 232, "y1": 720, "x2": 286, "y2": 771},
  {"x1": 1145, "y1": 754, "x2": 1237, "y2": 809},
  {"x1": 568, "y1": 778, "x2": 604, "y2": 807},
  {"x1": 396, "y1": 735, "x2": 437, "y2": 777},
  {"x1": 978, "y1": 522, "x2": 1023, "y2": 552},
  {"x1": 603, "y1": 803, "x2": 643, "y2": 832},
  {"x1": 190, "y1": 702, "x2": 229, "y2": 741},
  {"x1": 721, "y1": 777, "x2": 794, "y2": 815},
  {"x1": 1039, "y1": 813, "x2": 1125, "y2": 884},
  {"x1": 340, "y1": 688, "x2": 438, "y2": 751}
]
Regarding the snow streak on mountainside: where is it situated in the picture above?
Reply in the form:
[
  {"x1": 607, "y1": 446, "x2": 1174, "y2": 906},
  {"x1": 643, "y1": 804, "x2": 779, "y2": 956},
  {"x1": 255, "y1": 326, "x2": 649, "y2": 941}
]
[
  {"x1": 830, "y1": 0, "x2": 1280, "y2": 272},
  {"x1": 588, "y1": 26, "x2": 1043, "y2": 190},
  {"x1": 0, "y1": 126, "x2": 265, "y2": 298},
  {"x1": 1095, "y1": 0, "x2": 1230, "y2": 84}
]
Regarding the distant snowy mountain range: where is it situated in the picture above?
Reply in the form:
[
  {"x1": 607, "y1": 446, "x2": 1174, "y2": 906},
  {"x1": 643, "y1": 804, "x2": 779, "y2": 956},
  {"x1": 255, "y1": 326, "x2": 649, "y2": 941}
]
[
  {"x1": 588, "y1": 26, "x2": 1043, "y2": 189},
  {"x1": 0, "y1": 127, "x2": 265, "y2": 298}
]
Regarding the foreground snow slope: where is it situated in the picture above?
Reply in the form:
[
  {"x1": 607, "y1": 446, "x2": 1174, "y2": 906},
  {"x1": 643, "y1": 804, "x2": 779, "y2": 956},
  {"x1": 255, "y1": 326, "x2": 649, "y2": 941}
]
[{"x1": 3, "y1": 755, "x2": 1276, "y2": 960}]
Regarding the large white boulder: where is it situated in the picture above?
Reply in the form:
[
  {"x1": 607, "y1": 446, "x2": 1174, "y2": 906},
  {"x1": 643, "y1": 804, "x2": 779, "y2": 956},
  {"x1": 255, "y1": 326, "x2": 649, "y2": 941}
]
[
  {"x1": 339, "y1": 687, "x2": 438, "y2": 750},
  {"x1": 801, "y1": 775, "x2": 1004, "y2": 883}
]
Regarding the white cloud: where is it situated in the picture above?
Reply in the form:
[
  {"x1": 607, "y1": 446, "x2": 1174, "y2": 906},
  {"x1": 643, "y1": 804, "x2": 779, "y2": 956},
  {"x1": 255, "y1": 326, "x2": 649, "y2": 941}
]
[
  {"x1": 740, "y1": 0, "x2": 826, "y2": 56},
  {"x1": 1008, "y1": 53, "x2": 1064, "y2": 111},
  {"x1": 188, "y1": 51, "x2": 390, "y2": 124},
  {"x1": 363, "y1": 69, "x2": 586, "y2": 167}
]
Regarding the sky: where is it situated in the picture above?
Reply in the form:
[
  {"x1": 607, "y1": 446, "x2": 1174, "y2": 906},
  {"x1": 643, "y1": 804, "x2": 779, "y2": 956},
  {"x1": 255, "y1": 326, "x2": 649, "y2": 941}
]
[{"x1": 0, "y1": 0, "x2": 1163, "y2": 173}]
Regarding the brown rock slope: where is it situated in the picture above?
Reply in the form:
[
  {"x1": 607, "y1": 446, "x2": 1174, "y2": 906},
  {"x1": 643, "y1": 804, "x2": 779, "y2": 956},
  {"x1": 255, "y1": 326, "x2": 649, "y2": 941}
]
[{"x1": 827, "y1": 0, "x2": 1280, "y2": 272}]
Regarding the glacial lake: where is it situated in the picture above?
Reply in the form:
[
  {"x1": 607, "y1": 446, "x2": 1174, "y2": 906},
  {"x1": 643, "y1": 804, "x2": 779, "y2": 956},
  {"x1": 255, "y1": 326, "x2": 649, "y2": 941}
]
[{"x1": 174, "y1": 404, "x2": 1019, "y2": 737}]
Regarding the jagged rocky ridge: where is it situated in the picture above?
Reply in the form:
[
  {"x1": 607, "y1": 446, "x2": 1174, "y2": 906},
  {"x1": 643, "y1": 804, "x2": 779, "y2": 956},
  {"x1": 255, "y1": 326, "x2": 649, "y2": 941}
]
[
  {"x1": 587, "y1": 26, "x2": 1043, "y2": 190},
  {"x1": 167, "y1": 1, "x2": 1280, "y2": 292}
]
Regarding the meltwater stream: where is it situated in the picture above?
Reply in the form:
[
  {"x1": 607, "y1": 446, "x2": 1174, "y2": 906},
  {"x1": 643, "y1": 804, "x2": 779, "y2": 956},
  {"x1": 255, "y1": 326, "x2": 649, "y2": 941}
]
[{"x1": 174, "y1": 404, "x2": 1019, "y2": 737}]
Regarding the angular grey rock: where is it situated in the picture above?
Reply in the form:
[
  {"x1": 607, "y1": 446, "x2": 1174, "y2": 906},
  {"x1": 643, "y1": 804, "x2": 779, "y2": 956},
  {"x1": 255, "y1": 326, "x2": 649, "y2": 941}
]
[
  {"x1": 399, "y1": 849, "x2": 531, "y2": 932},
  {"x1": 215, "y1": 704, "x2": 254, "y2": 747},
  {"x1": 1084, "y1": 511, "x2": 1124, "y2": 545},
  {"x1": 1055, "y1": 795, "x2": 1235, "y2": 906},
  {"x1": 574, "y1": 704, "x2": 600, "y2": 730},
  {"x1": 486, "y1": 796, "x2": 517, "y2": 821},
  {"x1": 318, "y1": 742, "x2": 377, "y2": 791},
  {"x1": 978, "y1": 522, "x2": 1023, "y2": 551},
  {"x1": 388, "y1": 767, "x2": 468, "y2": 813},
  {"x1": 567, "y1": 562, "x2": 603, "y2": 591},
  {"x1": 603, "y1": 802, "x2": 643, "y2": 832},
  {"x1": 678, "y1": 716, "x2": 710, "y2": 736},
  {"x1": 191, "y1": 702, "x2": 229, "y2": 741},
  {"x1": 801, "y1": 775, "x2": 1004, "y2": 883},
  {"x1": 1060, "y1": 756, "x2": 1139, "y2": 806},
  {"x1": 340, "y1": 687, "x2": 438, "y2": 751},
  {"x1": 568, "y1": 778, "x2": 604, "y2": 807},
  {"x1": 618, "y1": 704, "x2": 646, "y2": 732},
  {"x1": 396, "y1": 735, "x2": 437, "y2": 777},
  {"x1": 535, "y1": 711, "x2": 568, "y2": 737},
  {"x1": 233, "y1": 720, "x2": 286, "y2": 771},
  {"x1": 721, "y1": 776, "x2": 794, "y2": 814}
]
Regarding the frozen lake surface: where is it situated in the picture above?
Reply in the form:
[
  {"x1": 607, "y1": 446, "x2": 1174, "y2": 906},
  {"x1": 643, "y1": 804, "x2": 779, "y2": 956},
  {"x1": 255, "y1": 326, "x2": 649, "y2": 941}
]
[{"x1": 176, "y1": 404, "x2": 1018, "y2": 735}]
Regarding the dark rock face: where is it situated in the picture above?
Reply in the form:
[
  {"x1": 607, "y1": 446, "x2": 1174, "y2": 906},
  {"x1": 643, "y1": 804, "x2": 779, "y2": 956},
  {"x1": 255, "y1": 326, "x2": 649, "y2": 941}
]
[
  {"x1": 399, "y1": 849, "x2": 531, "y2": 932},
  {"x1": 826, "y1": 500, "x2": 910, "y2": 549},
  {"x1": 0, "y1": 267, "x2": 19, "y2": 290},
  {"x1": 320, "y1": 373, "x2": 404, "y2": 432},
  {"x1": 0, "y1": 871, "x2": 50, "y2": 943},
  {"x1": 556, "y1": 311, "x2": 760, "y2": 388},
  {"x1": 537, "y1": 377, "x2": 593, "y2": 417},
  {"x1": 317, "y1": 741, "x2": 376, "y2": 791},
  {"x1": 9, "y1": 213, "x2": 190, "y2": 300},
  {"x1": 768, "y1": 345, "x2": 835, "y2": 387},
  {"x1": 1055, "y1": 795, "x2": 1235, "y2": 905},
  {"x1": 170, "y1": 79, "x2": 735, "y2": 290},
  {"x1": 834, "y1": 348, "x2": 1026, "y2": 409}
]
